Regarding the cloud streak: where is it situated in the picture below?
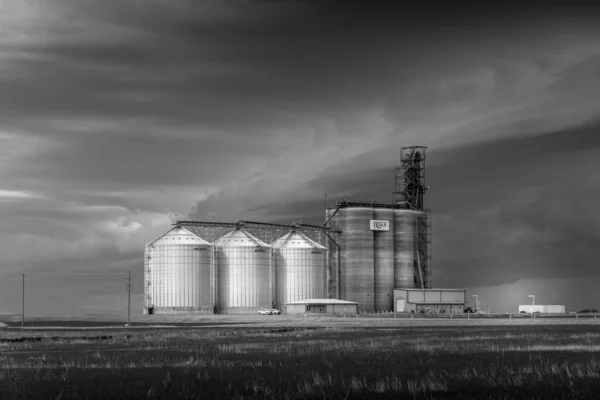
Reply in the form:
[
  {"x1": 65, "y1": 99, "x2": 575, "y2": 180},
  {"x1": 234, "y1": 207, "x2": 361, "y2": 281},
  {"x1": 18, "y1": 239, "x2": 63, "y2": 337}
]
[
  {"x1": 0, "y1": 0, "x2": 599, "y2": 313},
  {"x1": 0, "y1": 189, "x2": 42, "y2": 199}
]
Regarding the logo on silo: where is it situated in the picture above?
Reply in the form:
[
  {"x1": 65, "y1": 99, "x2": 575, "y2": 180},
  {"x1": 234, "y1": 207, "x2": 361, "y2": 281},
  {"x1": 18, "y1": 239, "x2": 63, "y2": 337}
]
[{"x1": 370, "y1": 220, "x2": 389, "y2": 231}]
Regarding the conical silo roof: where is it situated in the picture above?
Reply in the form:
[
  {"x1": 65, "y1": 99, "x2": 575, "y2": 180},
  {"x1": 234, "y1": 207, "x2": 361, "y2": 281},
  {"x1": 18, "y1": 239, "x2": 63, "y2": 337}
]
[
  {"x1": 147, "y1": 226, "x2": 211, "y2": 246},
  {"x1": 272, "y1": 231, "x2": 326, "y2": 249},
  {"x1": 214, "y1": 228, "x2": 270, "y2": 247}
]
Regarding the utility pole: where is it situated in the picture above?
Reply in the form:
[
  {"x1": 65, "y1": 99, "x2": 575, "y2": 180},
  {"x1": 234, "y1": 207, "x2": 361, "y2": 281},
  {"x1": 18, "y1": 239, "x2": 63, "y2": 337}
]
[
  {"x1": 21, "y1": 274, "x2": 25, "y2": 328},
  {"x1": 125, "y1": 270, "x2": 132, "y2": 326}
]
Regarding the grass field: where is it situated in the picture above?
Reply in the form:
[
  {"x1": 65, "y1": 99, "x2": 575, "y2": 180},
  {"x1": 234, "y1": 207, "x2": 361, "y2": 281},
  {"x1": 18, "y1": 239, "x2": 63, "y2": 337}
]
[{"x1": 2, "y1": 321, "x2": 600, "y2": 399}]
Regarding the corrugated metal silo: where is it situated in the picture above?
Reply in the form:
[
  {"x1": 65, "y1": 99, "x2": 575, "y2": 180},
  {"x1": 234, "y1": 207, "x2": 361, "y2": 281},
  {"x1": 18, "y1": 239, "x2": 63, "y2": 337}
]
[
  {"x1": 341, "y1": 207, "x2": 374, "y2": 312},
  {"x1": 373, "y1": 208, "x2": 394, "y2": 311},
  {"x1": 215, "y1": 228, "x2": 272, "y2": 314},
  {"x1": 272, "y1": 231, "x2": 327, "y2": 309},
  {"x1": 393, "y1": 210, "x2": 419, "y2": 289},
  {"x1": 144, "y1": 226, "x2": 214, "y2": 314}
]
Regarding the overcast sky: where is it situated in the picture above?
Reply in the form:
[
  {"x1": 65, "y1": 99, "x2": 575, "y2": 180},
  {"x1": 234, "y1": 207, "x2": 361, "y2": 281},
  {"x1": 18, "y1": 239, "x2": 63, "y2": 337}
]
[{"x1": 1, "y1": 0, "x2": 599, "y2": 315}]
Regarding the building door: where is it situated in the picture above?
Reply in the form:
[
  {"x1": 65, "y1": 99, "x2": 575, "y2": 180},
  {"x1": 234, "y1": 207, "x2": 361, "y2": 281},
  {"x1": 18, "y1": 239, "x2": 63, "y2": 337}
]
[{"x1": 396, "y1": 299, "x2": 405, "y2": 312}]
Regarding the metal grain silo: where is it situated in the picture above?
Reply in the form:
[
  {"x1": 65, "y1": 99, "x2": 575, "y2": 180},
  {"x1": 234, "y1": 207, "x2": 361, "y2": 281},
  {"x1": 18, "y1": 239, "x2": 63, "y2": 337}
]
[
  {"x1": 215, "y1": 228, "x2": 272, "y2": 314},
  {"x1": 393, "y1": 210, "x2": 420, "y2": 289},
  {"x1": 340, "y1": 207, "x2": 374, "y2": 312},
  {"x1": 373, "y1": 208, "x2": 394, "y2": 311},
  {"x1": 273, "y1": 231, "x2": 327, "y2": 310},
  {"x1": 144, "y1": 226, "x2": 214, "y2": 314}
]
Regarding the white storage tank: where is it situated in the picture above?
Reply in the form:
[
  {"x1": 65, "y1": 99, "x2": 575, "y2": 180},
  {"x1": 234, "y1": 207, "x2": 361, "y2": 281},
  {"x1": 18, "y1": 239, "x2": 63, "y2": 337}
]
[
  {"x1": 144, "y1": 226, "x2": 214, "y2": 314},
  {"x1": 272, "y1": 231, "x2": 327, "y2": 310},
  {"x1": 215, "y1": 228, "x2": 272, "y2": 314}
]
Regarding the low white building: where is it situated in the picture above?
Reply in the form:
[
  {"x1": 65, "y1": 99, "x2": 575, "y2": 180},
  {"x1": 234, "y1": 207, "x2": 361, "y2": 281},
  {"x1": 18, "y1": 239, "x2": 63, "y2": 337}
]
[{"x1": 518, "y1": 305, "x2": 565, "y2": 314}]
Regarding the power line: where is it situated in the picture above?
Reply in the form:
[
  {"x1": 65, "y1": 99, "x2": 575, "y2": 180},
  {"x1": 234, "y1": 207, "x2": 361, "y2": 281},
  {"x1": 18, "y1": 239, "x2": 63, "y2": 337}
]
[
  {"x1": 22, "y1": 274, "x2": 24, "y2": 328},
  {"x1": 15, "y1": 270, "x2": 135, "y2": 327},
  {"x1": 125, "y1": 270, "x2": 132, "y2": 326}
]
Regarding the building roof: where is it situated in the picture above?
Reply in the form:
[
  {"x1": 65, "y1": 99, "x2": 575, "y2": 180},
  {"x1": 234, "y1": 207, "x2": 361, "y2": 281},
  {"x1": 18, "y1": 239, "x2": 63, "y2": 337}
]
[
  {"x1": 146, "y1": 226, "x2": 211, "y2": 246},
  {"x1": 518, "y1": 305, "x2": 565, "y2": 307},
  {"x1": 286, "y1": 299, "x2": 358, "y2": 305},
  {"x1": 214, "y1": 228, "x2": 270, "y2": 247},
  {"x1": 408, "y1": 301, "x2": 466, "y2": 305},
  {"x1": 397, "y1": 288, "x2": 466, "y2": 292},
  {"x1": 272, "y1": 231, "x2": 326, "y2": 250}
]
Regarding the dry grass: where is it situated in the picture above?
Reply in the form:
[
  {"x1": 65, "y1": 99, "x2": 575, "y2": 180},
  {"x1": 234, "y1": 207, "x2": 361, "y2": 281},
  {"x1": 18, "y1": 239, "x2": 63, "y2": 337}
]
[{"x1": 2, "y1": 325, "x2": 600, "y2": 399}]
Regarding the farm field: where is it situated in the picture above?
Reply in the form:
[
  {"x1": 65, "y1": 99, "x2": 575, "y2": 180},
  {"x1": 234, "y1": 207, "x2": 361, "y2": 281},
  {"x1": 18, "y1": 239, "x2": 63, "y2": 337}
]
[
  {"x1": 2, "y1": 322, "x2": 600, "y2": 399},
  {"x1": 1, "y1": 312, "x2": 599, "y2": 329}
]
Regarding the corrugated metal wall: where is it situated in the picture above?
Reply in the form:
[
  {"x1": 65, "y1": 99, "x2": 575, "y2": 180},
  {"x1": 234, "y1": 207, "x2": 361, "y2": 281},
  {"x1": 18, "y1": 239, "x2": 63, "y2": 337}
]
[
  {"x1": 215, "y1": 246, "x2": 272, "y2": 314},
  {"x1": 144, "y1": 231, "x2": 214, "y2": 314},
  {"x1": 273, "y1": 247, "x2": 327, "y2": 309}
]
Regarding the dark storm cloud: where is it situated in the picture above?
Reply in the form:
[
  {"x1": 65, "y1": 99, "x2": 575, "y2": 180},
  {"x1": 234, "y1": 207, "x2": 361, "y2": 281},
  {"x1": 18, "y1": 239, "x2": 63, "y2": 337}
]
[
  {"x1": 427, "y1": 123, "x2": 600, "y2": 286},
  {"x1": 428, "y1": 121, "x2": 600, "y2": 286},
  {"x1": 1, "y1": 0, "x2": 600, "y2": 313},
  {"x1": 8, "y1": 132, "x2": 276, "y2": 187},
  {"x1": 194, "y1": 120, "x2": 600, "y2": 289},
  {"x1": 6, "y1": 0, "x2": 595, "y2": 132},
  {"x1": 3, "y1": 0, "x2": 598, "y2": 154}
]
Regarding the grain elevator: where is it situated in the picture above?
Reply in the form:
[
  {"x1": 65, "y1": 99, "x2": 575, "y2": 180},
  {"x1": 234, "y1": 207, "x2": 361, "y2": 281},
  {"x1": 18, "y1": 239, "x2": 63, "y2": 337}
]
[{"x1": 143, "y1": 146, "x2": 438, "y2": 315}]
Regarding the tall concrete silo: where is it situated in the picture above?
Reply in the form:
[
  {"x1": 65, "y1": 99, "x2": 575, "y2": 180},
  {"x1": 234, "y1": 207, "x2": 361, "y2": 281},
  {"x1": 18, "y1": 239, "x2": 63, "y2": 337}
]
[
  {"x1": 144, "y1": 226, "x2": 214, "y2": 314},
  {"x1": 215, "y1": 228, "x2": 272, "y2": 314},
  {"x1": 393, "y1": 210, "x2": 421, "y2": 289},
  {"x1": 272, "y1": 231, "x2": 327, "y2": 310},
  {"x1": 373, "y1": 208, "x2": 394, "y2": 311},
  {"x1": 340, "y1": 207, "x2": 374, "y2": 312}
]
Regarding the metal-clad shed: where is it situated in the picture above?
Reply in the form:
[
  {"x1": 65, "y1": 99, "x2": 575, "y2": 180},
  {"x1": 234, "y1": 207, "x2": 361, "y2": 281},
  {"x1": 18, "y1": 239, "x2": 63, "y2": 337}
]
[
  {"x1": 394, "y1": 289, "x2": 466, "y2": 314},
  {"x1": 286, "y1": 299, "x2": 358, "y2": 316},
  {"x1": 518, "y1": 305, "x2": 565, "y2": 314}
]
